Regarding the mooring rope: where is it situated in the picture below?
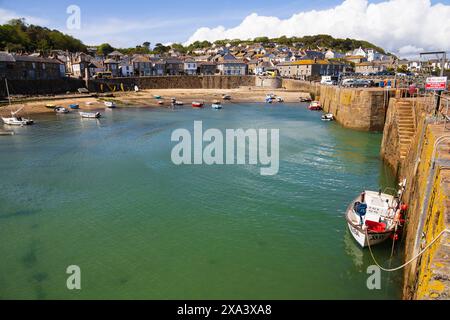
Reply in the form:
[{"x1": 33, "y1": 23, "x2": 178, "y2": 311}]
[{"x1": 366, "y1": 228, "x2": 450, "y2": 272}]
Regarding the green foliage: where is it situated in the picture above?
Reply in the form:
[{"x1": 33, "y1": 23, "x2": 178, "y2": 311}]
[
  {"x1": 0, "y1": 18, "x2": 86, "y2": 52},
  {"x1": 97, "y1": 43, "x2": 115, "y2": 56},
  {"x1": 152, "y1": 43, "x2": 170, "y2": 55}
]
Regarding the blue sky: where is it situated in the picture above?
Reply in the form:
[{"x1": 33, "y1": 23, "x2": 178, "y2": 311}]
[{"x1": 0, "y1": 0, "x2": 449, "y2": 55}]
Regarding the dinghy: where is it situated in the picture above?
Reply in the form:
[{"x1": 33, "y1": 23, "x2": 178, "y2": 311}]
[
  {"x1": 69, "y1": 104, "x2": 79, "y2": 109},
  {"x1": 346, "y1": 190, "x2": 400, "y2": 248},
  {"x1": 321, "y1": 113, "x2": 334, "y2": 121},
  {"x1": 79, "y1": 112, "x2": 101, "y2": 119},
  {"x1": 104, "y1": 101, "x2": 116, "y2": 108},
  {"x1": 55, "y1": 106, "x2": 69, "y2": 114},
  {"x1": 211, "y1": 101, "x2": 222, "y2": 109},
  {"x1": 192, "y1": 101, "x2": 204, "y2": 108},
  {"x1": 308, "y1": 101, "x2": 322, "y2": 111}
]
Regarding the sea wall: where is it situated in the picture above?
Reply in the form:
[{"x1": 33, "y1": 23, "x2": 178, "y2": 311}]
[
  {"x1": 281, "y1": 79, "x2": 320, "y2": 97},
  {"x1": 0, "y1": 78, "x2": 85, "y2": 97},
  {"x1": 381, "y1": 96, "x2": 450, "y2": 300},
  {"x1": 319, "y1": 86, "x2": 395, "y2": 131},
  {"x1": 88, "y1": 75, "x2": 255, "y2": 92}
]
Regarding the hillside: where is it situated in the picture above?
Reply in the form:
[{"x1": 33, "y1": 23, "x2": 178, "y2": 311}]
[{"x1": 0, "y1": 19, "x2": 86, "y2": 53}]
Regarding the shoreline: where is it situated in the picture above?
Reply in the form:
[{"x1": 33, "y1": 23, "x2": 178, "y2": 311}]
[{"x1": 0, "y1": 88, "x2": 311, "y2": 117}]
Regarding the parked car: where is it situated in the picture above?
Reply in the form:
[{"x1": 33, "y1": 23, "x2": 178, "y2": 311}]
[
  {"x1": 352, "y1": 79, "x2": 372, "y2": 88},
  {"x1": 322, "y1": 80, "x2": 337, "y2": 86},
  {"x1": 342, "y1": 79, "x2": 356, "y2": 87}
]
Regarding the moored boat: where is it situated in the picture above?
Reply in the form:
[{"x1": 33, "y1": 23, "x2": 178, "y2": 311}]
[
  {"x1": 158, "y1": 100, "x2": 164, "y2": 105},
  {"x1": 79, "y1": 111, "x2": 101, "y2": 119},
  {"x1": 346, "y1": 190, "x2": 400, "y2": 248},
  {"x1": 276, "y1": 97, "x2": 284, "y2": 103},
  {"x1": 2, "y1": 114, "x2": 34, "y2": 126},
  {"x1": 55, "y1": 106, "x2": 69, "y2": 113},
  {"x1": 308, "y1": 101, "x2": 322, "y2": 111},
  {"x1": 104, "y1": 101, "x2": 116, "y2": 108},
  {"x1": 46, "y1": 104, "x2": 56, "y2": 109},
  {"x1": 300, "y1": 97, "x2": 312, "y2": 103},
  {"x1": 69, "y1": 104, "x2": 79, "y2": 109},
  {"x1": 321, "y1": 113, "x2": 334, "y2": 121},
  {"x1": 2, "y1": 80, "x2": 34, "y2": 126},
  {"x1": 222, "y1": 94, "x2": 231, "y2": 100},
  {"x1": 192, "y1": 101, "x2": 204, "y2": 108},
  {"x1": 211, "y1": 101, "x2": 222, "y2": 109}
]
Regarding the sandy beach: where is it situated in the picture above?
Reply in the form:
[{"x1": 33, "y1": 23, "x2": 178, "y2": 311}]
[{"x1": 0, "y1": 88, "x2": 311, "y2": 116}]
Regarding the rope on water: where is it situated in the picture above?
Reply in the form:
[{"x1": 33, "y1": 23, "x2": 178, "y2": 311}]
[{"x1": 366, "y1": 228, "x2": 450, "y2": 272}]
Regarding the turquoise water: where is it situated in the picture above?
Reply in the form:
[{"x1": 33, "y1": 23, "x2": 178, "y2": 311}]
[{"x1": 0, "y1": 103, "x2": 402, "y2": 299}]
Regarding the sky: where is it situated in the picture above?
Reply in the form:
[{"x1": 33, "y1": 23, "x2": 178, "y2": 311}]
[{"x1": 0, "y1": 0, "x2": 449, "y2": 58}]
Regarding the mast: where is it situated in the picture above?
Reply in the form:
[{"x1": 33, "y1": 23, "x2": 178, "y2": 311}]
[{"x1": 5, "y1": 78, "x2": 11, "y2": 106}]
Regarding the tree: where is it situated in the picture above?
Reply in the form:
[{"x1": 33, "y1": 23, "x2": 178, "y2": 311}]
[
  {"x1": 143, "y1": 41, "x2": 151, "y2": 50},
  {"x1": 97, "y1": 43, "x2": 114, "y2": 56}
]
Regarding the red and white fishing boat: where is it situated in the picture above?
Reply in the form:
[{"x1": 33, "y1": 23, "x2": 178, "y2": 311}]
[
  {"x1": 345, "y1": 190, "x2": 403, "y2": 248},
  {"x1": 192, "y1": 101, "x2": 204, "y2": 108},
  {"x1": 308, "y1": 101, "x2": 322, "y2": 111}
]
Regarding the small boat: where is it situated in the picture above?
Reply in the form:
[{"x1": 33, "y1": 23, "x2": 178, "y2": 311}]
[
  {"x1": 211, "y1": 101, "x2": 222, "y2": 109},
  {"x1": 222, "y1": 94, "x2": 232, "y2": 100},
  {"x1": 175, "y1": 101, "x2": 184, "y2": 106},
  {"x1": 300, "y1": 97, "x2": 312, "y2": 103},
  {"x1": 79, "y1": 112, "x2": 101, "y2": 119},
  {"x1": 2, "y1": 80, "x2": 34, "y2": 126},
  {"x1": 308, "y1": 101, "x2": 322, "y2": 111},
  {"x1": 2, "y1": 114, "x2": 34, "y2": 126},
  {"x1": 69, "y1": 104, "x2": 79, "y2": 109},
  {"x1": 55, "y1": 106, "x2": 69, "y2": 114},
  {"x1": 321, "y1": 113, "x2": 334, "y2": 121},
  {"x1": 158, "y1": 100, "x2": 164, "y2": 105},
  {"x1": 154, "y1": 95, "x2": 162, "y2": 99},
  {"x1": 276, "y1": 97, "x2": 284, "y2": 103},
  {"x1": 345, "y1": 190, "x2": 399, "y2": 248},
  {"x1": 192, "y1": 102, "x2": 204, "y2": 108},
  {"x1": 104, "y1": 101, "x2": 116, "y2": 108},
  {"x1": 46, "y1": 104, "x2": 56, "y2": 109}
]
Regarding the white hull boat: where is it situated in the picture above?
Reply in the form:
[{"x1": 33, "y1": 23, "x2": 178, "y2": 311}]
[
  {"x1": 321, "y1": 113, "x2": 334, "y2": 121},
  {"x1": 2, "y1": 116, "x2": 34, "y2": 126},
  {"x1": 79, "y1": 112, "x2": 101, "y2": 119},
  {"x1": 104, "y1": 101, "x2": 116, "y2": 108},
  {"x1": 55, "y1": 106, "x2": 69, "y2": 114},
  {"x1": 345, "y1": 190, "x2": 398, "y2": 248},
  {"x1": 211, "y1": 103, "x2": 222, "y2": 109},
  {"x1": 1, "y1": 79, "x2": 34, "y2": 126}
]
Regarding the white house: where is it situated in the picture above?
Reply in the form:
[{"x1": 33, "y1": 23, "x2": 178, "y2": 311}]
[
  {"x1": 183, "y1": 59, "x2": 197, "y2": 75},
  {"x1": 325, "y1": 50, "x2": 344, "y2": 59},
  {"x1": 120, "y1": 62, "x2": 134, "y2": 77}
]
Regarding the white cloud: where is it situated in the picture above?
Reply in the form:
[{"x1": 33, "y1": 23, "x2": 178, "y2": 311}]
[
  {"x1": 0, "y1": 8, "x2": 48, "y2": 25},
  {"x1": 185, "y1": 0, "x2": 450, "y2": 58}
]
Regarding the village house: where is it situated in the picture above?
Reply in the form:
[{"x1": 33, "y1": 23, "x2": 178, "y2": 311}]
[
  {"x1": 325, "y1": 49, "x2": 344, "y2": 59},
  {"x1": 132, "y1": 55, "x2": 152, "y2": 76},
  {"x1": 183, "y1": 58, "x2": 197, "y2": 75},
  {"x1": 165, "y1": 58, "x2": 184, "y2": 75},
  {"x1": 277, "y1": 59, "x2": 346, "y2": 80},
  {"x1": 198, "y1": 62, "x2": 217, "y2": 75},
  {"x1": 345, "y1": 55, "x2": 367, "y2": 64},
  {"x1": 104, "y1": 58, "x2": 120, "y2": 77},
  {"x1": 216, "y1": 54, "x2": 247, "y2": 75},
  {"x1": 0, "y1": 52, "x2": 65, "y2": 80},
  {"x1": 119, "y1": 61, "x2": 134, "y2": 77},
  {"x1": 152, "y1": 59, "x2": 165, "y2": 76},
  {"x1": 354, "y1": 61, "x2": 387, "y2": 74},
  {"x1": 70, "y1": 53, "x2": 93, "y2": 78}
]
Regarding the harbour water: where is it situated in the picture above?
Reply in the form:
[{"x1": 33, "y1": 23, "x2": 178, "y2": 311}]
[{"x1": 0, "y1": 103, "x2": 402, "y2": 299}]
